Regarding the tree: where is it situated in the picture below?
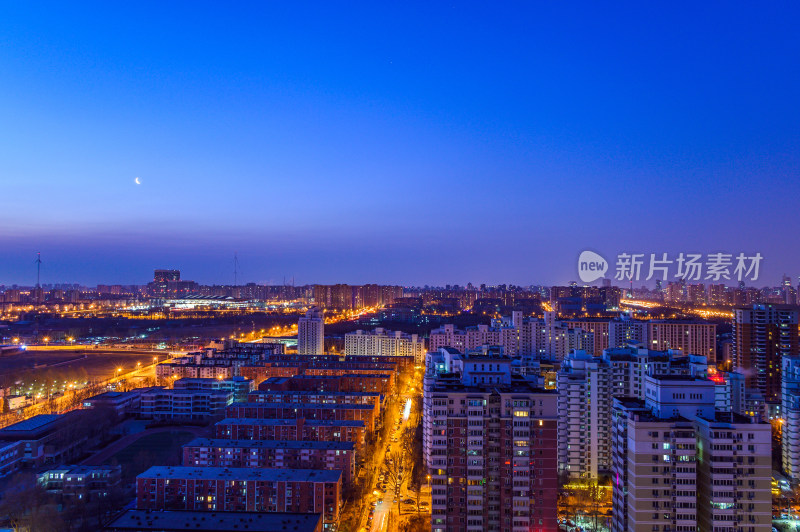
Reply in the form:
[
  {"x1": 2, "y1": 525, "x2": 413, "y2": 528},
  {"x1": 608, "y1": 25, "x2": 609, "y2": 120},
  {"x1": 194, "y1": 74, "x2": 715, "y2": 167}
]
[
  {"x1": 0, "y1": 472, "x2": 55, "y2": 532},
  {"x1": 381, "y1": 450, "x2": 409, "y2": 517},
  {"x1": 399, "y1": 513, "x2": 428, "y2": 532}
]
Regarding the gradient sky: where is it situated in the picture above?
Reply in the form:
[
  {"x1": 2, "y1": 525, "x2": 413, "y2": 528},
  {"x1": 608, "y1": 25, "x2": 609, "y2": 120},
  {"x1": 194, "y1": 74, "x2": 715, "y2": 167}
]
[{"x1": 1, "y1": 2, "x2": 799, "y2": 287}]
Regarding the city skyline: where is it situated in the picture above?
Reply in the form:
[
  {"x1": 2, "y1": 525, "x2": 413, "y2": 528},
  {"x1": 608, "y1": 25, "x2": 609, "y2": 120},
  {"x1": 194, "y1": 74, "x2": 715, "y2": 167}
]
[
  {"x1": 3, "y1": 3, "x2": 799, "y2": 285},
  {"x1": 1, "y1": 257, "x2": 796, "y2": 291}
]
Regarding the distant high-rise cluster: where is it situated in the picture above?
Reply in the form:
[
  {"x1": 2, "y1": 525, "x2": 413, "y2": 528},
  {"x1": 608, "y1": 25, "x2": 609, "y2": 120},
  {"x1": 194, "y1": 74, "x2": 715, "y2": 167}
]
[{"x1": 312, "y1": 283, "x2": 403, "y2": 310}]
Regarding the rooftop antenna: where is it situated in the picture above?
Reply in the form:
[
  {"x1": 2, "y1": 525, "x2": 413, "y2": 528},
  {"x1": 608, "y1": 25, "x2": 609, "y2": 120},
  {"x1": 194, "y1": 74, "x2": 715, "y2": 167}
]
[
  {"x1": 234, "y1": 253, "x2": 239, "y2": 287},
  {"x1": 35, "y1": 252, "x2": 42, "y2": 288}
]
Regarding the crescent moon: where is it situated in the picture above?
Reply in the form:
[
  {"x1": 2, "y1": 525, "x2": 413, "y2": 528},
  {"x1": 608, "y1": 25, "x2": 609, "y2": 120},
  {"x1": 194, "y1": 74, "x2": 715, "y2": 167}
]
[{"x1": 135, "y1": 177, "x2": 141, "y2": 185}]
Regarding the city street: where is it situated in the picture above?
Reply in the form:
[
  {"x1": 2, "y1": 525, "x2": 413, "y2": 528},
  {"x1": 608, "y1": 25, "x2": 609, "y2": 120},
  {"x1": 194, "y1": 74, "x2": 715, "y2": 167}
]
[{"x1": 358, "y1": 371, "x2": 427, "y2": 532}]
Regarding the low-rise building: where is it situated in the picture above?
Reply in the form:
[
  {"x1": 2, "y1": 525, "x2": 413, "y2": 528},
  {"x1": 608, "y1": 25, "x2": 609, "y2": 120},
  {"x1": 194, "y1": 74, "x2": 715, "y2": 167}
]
[
  {"x1": 0, "y1": 412, "x2": 93, "y2": 467},
  {"x1": 139, "y1": 388, "x2": 233, "y2": 421},
  {"x1": 225, "y1": 401, "x2": 377, "y2": 433},
  {"x1": 0, "y1": 440, "x2": 23, "y2": 478},
  {"x1": 136, "y1": 466, "x2": 341, "y2": 526},
  {"x1": 344, "y1": 328, "x2": 426, "y2": 363},
  {"x1": 82, "y1": 389, "x2": 149, "y2": 416},
  {"x1": 38, "y1": 464, "x2": 121, "y2": 499},
  {"x1": 182, "y1": 438, "x2": 356, "y2": 485},
  {"x1": 246, "y1": 390, "x2": 383, "y2": 410},
  {"x1": 258, "y1": 374, "x2": 394, "y2": 394},
  {"x1": 173, "y1": 376, "x2": 254, "y2": 402},
  {"x1": 214, "y1": 418, "x2": 367, "y2": 453},
  {"x1": 104, "y1": 509, "x2": 322, "y2": 532}
]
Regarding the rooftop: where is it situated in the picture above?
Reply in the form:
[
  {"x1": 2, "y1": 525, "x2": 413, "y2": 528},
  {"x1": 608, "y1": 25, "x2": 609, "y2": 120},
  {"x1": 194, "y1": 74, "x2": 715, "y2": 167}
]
[
  {"x1": 229, "y1": 401, "x2": 375, "y2": 410},
  {"x1": 184, "y1": 438, "x2": 355, "y2": 451},
  {"x1": 143, "y1": 389, "x2": 232, "y2": 397},
  {"x1": 291, "y1": 373, "x2": 392, "y2": 379},
  {"x1": 217, "y1": 418, "x2": 366, "y2": 427},
  {"x1": 106, "y1": 509, "x2": 322, "y2": 532},
  {"x1": 248, "y1": 390, "x2": 381, "y2": 398},
  {"x1": 40, "y1": 464, "x2": 121, "y2": 475},
  {"x1": 428, "y1": 374, "x2": 554, "y2": 395},
  {"x1": 138, "y1": 466, "x2": 342, "y2": 483},
  {"x1": 0, "y1": 414, "x2": 62, "y2": 433}
]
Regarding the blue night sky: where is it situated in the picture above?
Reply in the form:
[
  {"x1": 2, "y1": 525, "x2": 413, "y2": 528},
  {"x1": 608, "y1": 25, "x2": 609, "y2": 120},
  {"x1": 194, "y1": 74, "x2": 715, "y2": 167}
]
[{"x1": 1, "y1": 2, "x2": 799, "y2": 286}]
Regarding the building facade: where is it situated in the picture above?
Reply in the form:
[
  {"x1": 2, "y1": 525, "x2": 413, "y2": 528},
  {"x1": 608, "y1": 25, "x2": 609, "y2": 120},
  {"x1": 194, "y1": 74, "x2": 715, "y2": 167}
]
[
  {"x1": 182, "y1": 438, "x2": 356, "y2": 485},
  {"x1": 423, "y1": 347, "x2": 558, "y2": 532},
  {"x1": 136, "y1": 466, "x2": 341, "y2": 527},
  {"x1": 344, "y1": 328, "x2": 426, "y2": 363},
  {"x1": 611, "y1": 375, "x2": 771, "y2": 532},
  {"x1": 298, "y1": 307, "x2": 325, "y2": 356},
  {"x1": 733, "y1": 304, "x2": 800, "y2": 403}
]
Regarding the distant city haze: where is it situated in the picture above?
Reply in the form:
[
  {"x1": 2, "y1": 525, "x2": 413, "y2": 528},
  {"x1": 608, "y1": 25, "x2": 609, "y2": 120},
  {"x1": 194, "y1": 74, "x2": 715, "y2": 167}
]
[{"x1": 1, "y1": 3, "x2": 799, "y2": 285}]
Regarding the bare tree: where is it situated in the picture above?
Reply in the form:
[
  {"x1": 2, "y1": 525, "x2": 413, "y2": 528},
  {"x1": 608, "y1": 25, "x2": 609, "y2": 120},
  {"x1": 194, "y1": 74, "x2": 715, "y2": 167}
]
[
  {"x1": 399, "y1": 514, "x2": 428, "y2": 532},
  {"x1": 381, "y1": 450, "x2": 409, "y2": 516}
]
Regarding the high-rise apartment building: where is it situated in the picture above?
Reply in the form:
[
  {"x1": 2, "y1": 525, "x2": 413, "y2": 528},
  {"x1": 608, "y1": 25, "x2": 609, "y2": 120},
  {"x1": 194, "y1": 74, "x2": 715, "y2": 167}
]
[
  {"x1": 563, "y1": 319, "x2": 609, "y2": 356},
  {"x1": 558, "y1": 347, "x2": 708, "y2": 479},
  {"x1": 423, "y1": 347, "x2": 558, "y2": 532},
  {"x1": 648, "y1": 320, "x2": 717, "y2": 360},
  {"x1": 298, "y1": 307, "x2": 324, "y2": 356},
  {"x1": 608, "y1": 317, "x2": 649, "y2": 349},
  {"x1": 733, "y1": 304, "x2": 800, "y2": 402},
  {"x1": 611, "y1": 375, "x2": 771, "y2": 532},
  {"x1": 428, "y1": 322, "x2": 520, "y2": 355},
  {"x1": 782, "y1": 354, "x2": 800, "y2": 481}
]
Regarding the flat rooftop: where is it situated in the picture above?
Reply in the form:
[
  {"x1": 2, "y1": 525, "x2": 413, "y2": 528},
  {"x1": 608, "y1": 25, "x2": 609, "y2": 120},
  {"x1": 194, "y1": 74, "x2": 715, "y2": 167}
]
[
  {"x1": 138, "y1": 466, "x2": 341, "y2": 483},
  {"x1": 184, "y1": 438, "x2": 355, "y2": 451},
  {"x1": 290, "y1": 373, "x2": 392, "y2": 379},
  {"x1": 428, "y1": 374, "x2": 554, "y2": 395},
  {"x1": 0, "y1": 414, "x2": 62, "y2": 433},
  {"x1": 143, "y1": 389, "x2": 232, "y2": 396},
  {"x1": 248, "y1": 390, "x2": 381, "y2": 397},
  {"x1": 229, "y1": 401, "x2": 375, "y2": 410},
  {"x1": 105, "y1": 509, "x2": 322, "y2": 532},
  {"x1": 216, "y1": 418, "x2": 366, "y2": 427}
]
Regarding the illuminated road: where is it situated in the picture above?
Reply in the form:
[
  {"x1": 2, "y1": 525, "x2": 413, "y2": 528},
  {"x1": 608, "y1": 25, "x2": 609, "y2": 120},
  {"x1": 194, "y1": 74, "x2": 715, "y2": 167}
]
[
  {"x1": 0, "y1": 352, "x2": 172, "y2": 429},
  {"x1": 361, "y1": 386, "x2": 418, "y2": 532},
  {"x1": 620, "y1": 298, "x2": 734, "y2": 319}
]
